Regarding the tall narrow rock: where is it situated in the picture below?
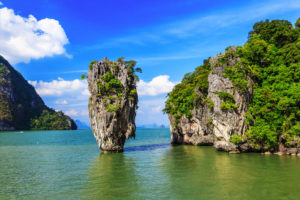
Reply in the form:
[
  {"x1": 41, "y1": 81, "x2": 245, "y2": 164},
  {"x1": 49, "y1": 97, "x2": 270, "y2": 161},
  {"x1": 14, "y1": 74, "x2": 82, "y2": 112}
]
[{"x1": 87, "y1": 58, "x2": 139, "y2": 152}]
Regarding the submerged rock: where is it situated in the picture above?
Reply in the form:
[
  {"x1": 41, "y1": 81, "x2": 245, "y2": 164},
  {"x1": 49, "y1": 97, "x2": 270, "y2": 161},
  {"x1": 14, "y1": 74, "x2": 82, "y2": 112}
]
[{"x1": 87, "y1": 58, "x2": 139, "y2": 152}]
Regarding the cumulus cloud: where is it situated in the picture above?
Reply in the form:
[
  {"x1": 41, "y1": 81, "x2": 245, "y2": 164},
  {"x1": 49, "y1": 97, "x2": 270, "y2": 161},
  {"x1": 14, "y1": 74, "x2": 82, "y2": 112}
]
[
  {"x1": 55, "y1": 99, "x2": 68, "y2": 105},
  {"x1": 28, "y1": 77, "x2": 88, "y2": 97},
  {"x1": 137, "y1": 75, "x2": 176, "y2": 96},
  {"x1": 65, "y1": 109, "x2": 78, "y2": 117},
  {"x1": 0, "y1": 7, "x2": 69, "y2": 64},
  {"x1": 152, "y1": 105, "x2": 162, "y2": 113}
]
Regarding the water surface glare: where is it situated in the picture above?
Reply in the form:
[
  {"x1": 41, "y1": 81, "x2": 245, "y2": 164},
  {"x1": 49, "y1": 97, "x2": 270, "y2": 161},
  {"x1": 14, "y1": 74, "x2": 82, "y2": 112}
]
[{"x1": 0, "y1": 129, "x2": 300, "y2": 199}]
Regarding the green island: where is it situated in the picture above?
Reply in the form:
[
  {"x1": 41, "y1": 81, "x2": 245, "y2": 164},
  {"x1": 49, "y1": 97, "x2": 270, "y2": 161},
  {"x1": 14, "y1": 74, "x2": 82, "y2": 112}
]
[
  {"x1": 164, "y1": 18, "x2": 300, "y2": 151},
  {"x1": 0, "y1": 56, "x2": 77, "y2": 131}
]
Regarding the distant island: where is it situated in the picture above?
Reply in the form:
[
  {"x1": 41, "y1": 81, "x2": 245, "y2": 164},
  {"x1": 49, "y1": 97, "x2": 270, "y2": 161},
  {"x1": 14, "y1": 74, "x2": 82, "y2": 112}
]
[
  {"x1": 74, "y1": 120, "x2": 90, "y2": 129},
  {"x1": 164, "y1": 18, "x2": 300, "y2": 155},
  {"x1": 137, "y1": 124, "x2": 169, "y2": 129},
  {"x1": 0, "y1": 56, "x2": 77, "y2": 131}
]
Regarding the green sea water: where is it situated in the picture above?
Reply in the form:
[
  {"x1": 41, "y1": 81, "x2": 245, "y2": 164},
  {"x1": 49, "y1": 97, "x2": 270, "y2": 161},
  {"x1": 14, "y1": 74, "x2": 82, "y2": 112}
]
[{"x1": 0, "y1": 129, "x2": 300, "y2": 200}]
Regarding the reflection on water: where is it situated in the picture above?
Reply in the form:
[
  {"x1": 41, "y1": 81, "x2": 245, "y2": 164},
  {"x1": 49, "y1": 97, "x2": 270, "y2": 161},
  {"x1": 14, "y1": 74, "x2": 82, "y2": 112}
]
[
  {"x1": 82, "y1": 153, "x2": 139, "y2": 200},
  {"x1": 124, "y1": 143, "x2": 170, "y2": 152},
  {"x1": 160, "y1": 145, "x2": 300, "y2": 200}
]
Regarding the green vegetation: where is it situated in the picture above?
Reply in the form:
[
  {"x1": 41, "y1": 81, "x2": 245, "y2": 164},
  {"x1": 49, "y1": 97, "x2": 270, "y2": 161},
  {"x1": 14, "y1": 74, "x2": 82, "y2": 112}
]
[
  {"x1": 202, "y1": 98, "x2": 214, "y2": 111},
  {"x1": 106, "y1": 103, "x2": 120, "y2": 112},
  {"x1": 230, "y1": 135, "x2": 243, "y2": 144},
  {"x1": 0, "y1": 56, "x2": 76, "y2": 130},
  {"x1": 236, "y1": 19, "x2": 300, "y2": 149},
  {"x1": 206, "y1": 120, "x2": 213, "y2": 125},
  {"x1": 89, "y1": 60, "x2": 96, "y2": 70},
  {"x1": 80, "y1": 74, "x2": 86, "y2": 80},
  {"x1": 214, "y1": 91, "x2": 237, "y2": 112},
  {"x1": 30, "y1": 109, "x2": 74, "y2": 130},
  {"x1": 164, "y1": 18, "x2": 300, "y2": 149},
  {"x1": 163, "y1": 59, "x2": 211, "y2": 126},
  {"x1": 89, "y1": 57, "x2": 141, "y2": 113}
]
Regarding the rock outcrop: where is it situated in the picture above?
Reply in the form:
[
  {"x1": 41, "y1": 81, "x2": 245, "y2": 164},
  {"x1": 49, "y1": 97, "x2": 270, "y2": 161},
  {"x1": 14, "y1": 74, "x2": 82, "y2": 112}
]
[
  {"x1": 87, "y1": 58, "x2": 139, "y2": 152},
  {"x1": 168, "y1": 47, "x2": 253, "y2": 153},
  {"x1": 0, "y1": 55, "x2": 77, "y2": 131},
  {"x1": 165, "y1": 18, "x2": 300, "y2": 155}
]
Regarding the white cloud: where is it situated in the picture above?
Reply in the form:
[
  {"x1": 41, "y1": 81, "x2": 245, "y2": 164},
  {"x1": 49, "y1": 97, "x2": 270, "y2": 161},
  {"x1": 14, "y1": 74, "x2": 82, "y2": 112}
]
[
  {"x1": 90, "y1": 0, "x2": 300, "y2": 51},
  {"x1": 65, "y1": 109, "x2": 78, "y2": 117},
  {"x1": 152, "y1": 105, "x2": 162, "y2": 113},
  {"x1": 137, "y1": 75, "x2": 176, "y2": 96},
  {"x1": 0, "y1": 7, "x2": 69, "y2": 64},
  {"x1": 136, "y1": 98, "x2": 170, "y2": 125},
  {"x1": 55, "y1": 99, "x2": 68, "y2": 105},
  {"x1": 28, "y1": 77, "x2": 88, "y2": 97}
]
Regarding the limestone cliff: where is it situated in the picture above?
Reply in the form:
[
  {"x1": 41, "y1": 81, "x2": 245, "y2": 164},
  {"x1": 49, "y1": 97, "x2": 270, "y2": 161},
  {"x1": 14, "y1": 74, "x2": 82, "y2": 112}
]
[
  {"x1": 87, "y1": 58, "x2": 139, "y2": 152},
  {"x1": 167, "y1": 47, "x2": 252, "y2": 153},
  {"x1": 0, "y1": 55, "x2": 77, "y2": 131},
  {"x1": 165, "y1": 19, "x2": 300, "y2": 154}
]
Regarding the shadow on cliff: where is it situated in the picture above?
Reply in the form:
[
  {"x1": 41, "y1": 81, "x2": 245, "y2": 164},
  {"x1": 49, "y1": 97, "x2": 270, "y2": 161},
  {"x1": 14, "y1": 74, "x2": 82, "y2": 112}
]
[{"x1": 124, "y1": 143, "x2": 170, "y2": 152}]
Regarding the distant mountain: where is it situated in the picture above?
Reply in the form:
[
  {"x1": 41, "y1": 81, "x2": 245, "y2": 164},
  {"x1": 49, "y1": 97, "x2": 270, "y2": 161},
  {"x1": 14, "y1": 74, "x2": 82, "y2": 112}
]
[
  {"x1": 0, "y1": 55, "x2": 77, "y2": 131},
  {"x1": 75, "y1": 120, "x2": 90, "y2": 129},
  {"x1": 137, "y1": 123, "x2": 169, "y2": 129}
]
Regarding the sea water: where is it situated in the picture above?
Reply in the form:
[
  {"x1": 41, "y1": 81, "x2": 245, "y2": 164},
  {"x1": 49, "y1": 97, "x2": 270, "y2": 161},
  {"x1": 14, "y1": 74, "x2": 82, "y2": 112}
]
[{"x1": 0, "y1": 129, "x2": 300, "y2": 199}]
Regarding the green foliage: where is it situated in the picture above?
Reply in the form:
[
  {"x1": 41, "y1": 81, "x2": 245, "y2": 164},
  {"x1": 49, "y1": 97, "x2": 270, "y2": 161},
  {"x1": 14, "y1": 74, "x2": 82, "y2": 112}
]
[
  {"x1": 89, "y1": 60, "x2": 96, "y2": 70},
  {"x1": 0, "y1": 55, "x2": 75, "y2": 130},
  {"x1": 129, "y1": 89, "x2": 137, "y2": 100},
  {"x1": 91, "y1": 57, "x2": 141, "y2": 113},
  {"x1": 117, "y1": 56, "x2": 125, "y2": 63},
  {"x1": 30, "y1": 110, "x2": 71, "y2": 130},
  {"x1": 215, "y1": 91, "x2": 237, "y2": 112},
  {"x1": 106, "y1": 103, "x2": 120, "y2": 112},
  {"x1": 165, "y1": 18, "x2": 300, "y2": 149},
  {"x1": 98, "y1": 71, "x2": 123, "y2": 97},
  {"x1": 135, "y1": 67, "x2": 142, "y2": 73},
  {"x1": 230, "y1": 135, "x2": 242, "y2": 144},
  {"x1": 206, "y1": 120, "x2": 213, "y2": 125},
  {"x1": 214, "y1": 91, "x2": 234, "y2": 102},
  {"x1": 296, "y1": 17, "x2": 300, "y2": 28},
  {"x1": 249, "y1": 19, "x2": 298, "y2": 48},
  {"x1": 230, "y1": 19, "x2": 300, "y2": 148},
  {"x1": 163, "y1": 60, "x2": 211, "y2": 125},
  {"x1": 202, "y1": 98, "x2": 214, "y2": 111},
  {"x1": 80, "y1": 74, "x2": 86, "y2": 80}
]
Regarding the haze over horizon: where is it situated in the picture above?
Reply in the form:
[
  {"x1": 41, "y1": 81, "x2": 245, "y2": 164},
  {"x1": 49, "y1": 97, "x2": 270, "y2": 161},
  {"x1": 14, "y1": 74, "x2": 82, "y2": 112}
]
[{"x1": 0, "y1": 0, "x2": 299, "y2": 125}]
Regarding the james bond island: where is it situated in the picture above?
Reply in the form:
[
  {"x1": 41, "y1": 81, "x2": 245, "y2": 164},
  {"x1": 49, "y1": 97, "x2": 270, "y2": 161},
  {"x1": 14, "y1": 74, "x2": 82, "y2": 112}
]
[
  {"x1": 87, "y1": 57, "x2": 141, "y2": 152},
  {"x1": 164, "y1": 19, "x2": 300, "y2": 155}
]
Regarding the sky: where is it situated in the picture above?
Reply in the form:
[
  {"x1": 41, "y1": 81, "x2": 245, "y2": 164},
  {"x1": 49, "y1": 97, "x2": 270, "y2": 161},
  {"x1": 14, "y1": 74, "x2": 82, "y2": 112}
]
[{"x1": 0, "y1": 0, "x2": 299, "y2": 126}]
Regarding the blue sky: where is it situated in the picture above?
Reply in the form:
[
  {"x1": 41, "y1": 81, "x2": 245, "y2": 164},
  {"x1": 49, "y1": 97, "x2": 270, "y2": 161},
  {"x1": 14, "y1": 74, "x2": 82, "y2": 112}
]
[{"x1": 0, "y1": 0, "x2": 299, "y2": 125}]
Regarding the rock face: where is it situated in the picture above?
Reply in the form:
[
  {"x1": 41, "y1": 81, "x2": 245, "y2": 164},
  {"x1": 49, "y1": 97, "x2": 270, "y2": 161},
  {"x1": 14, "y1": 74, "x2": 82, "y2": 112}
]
[
  {"x1": 167, "y1": 19, "x2": 300, "y2": 155},
  {"x1": 0, "y1": 55, "x2": 77, "y2": 131},
  {"x1": 87, "y1": 58, "x2": 138, "y2": 152},
  {"x1": 168, "y1": 47, "x2": 252, "y2": 153}
]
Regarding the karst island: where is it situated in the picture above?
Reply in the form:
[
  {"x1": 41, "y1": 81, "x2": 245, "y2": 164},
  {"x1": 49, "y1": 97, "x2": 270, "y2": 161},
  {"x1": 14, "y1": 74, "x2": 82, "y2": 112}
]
[{"x1": 86, "y1": 57, "x2": 141, "y2": 152}]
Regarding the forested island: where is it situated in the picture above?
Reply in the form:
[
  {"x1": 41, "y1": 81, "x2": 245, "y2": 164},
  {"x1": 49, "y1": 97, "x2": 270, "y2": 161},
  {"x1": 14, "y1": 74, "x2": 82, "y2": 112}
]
[
  {"x1": 164, "y1": 18, "x2": 300, "y2": 154},
  {"x1": 0, "y1": 56, "x2": 77, "y2": 131}
]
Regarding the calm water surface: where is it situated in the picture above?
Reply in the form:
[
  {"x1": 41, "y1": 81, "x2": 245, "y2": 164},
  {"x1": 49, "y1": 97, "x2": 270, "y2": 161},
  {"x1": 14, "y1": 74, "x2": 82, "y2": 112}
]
[{"x1": 0, "y1": 129, "x2": 300, "y2": 199}]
